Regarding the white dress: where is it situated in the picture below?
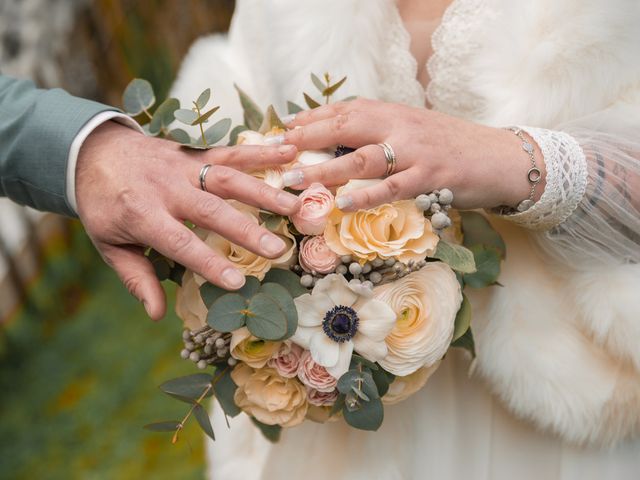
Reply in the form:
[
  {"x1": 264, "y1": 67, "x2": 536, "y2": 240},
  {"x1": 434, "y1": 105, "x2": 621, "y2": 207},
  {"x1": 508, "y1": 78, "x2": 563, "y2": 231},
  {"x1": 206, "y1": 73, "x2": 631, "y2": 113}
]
[{"x1": 170, "y1": 1, "x2": 640, "y2": 478}]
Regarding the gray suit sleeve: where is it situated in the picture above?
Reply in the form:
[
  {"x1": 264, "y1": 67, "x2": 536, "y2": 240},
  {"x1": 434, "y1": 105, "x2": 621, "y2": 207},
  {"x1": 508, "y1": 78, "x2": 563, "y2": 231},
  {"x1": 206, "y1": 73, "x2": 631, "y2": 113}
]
[{"x1": 0, "y1": 75, "x2": 117, "y2": 217}]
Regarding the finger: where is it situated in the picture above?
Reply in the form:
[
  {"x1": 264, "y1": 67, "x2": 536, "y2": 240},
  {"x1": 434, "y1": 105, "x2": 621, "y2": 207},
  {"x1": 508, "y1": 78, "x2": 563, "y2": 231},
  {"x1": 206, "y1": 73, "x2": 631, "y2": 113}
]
[
  {"x1": 195, "y1": 164, "x2": 300, "y2": 216},
  {"x1": 286, "y1": 102, "x2": 351, "y2": 127},
  {"x1": 101, "y1": 245, "x2": 167, "y2": 320},
  {"x1": 283, "y1": 110, "x2": 379, "y2": 151},
  {"x1": 205, "y1": 144, "x2": 297, "y2": 172},
  {"x1": 334, "y1": 170, "x2": 425, "y2": 211},
  {"x1": 282, "y1": 144, "x2": 388, "y2": 189},
  {"x1": 144, "y1": 216, "x2": 246, "y2": 290},
  {"x1": 174, "y1": 187, "x2": 292, "y2": 260}
]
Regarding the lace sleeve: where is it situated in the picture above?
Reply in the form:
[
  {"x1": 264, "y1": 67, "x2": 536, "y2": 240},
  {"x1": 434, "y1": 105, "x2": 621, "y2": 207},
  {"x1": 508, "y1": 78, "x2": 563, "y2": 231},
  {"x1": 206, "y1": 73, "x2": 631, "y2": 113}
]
[{"x1": 496, "y1": 126, "x2": 640, "y2": 265}]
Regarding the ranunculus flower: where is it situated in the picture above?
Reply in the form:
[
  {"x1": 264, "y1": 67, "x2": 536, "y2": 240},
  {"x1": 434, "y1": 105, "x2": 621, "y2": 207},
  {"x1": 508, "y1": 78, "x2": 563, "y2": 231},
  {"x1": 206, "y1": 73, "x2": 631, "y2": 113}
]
[
  {"x1": 297, "y1": 350, "x2": 338, "y2": 392},
  {"x1": 202, "y1": 204, "x2": 296, "y2": 280},
  {"x1": 307, "y1": 387, "x2": 339, "y2": 406},
  {"x1": 324, "y1": 180, "x2": 439, "y2": 263},
  {"x1": 268, "y1": 342, "x2": 304, "y2": 378},
  {"x1": 382, "y1": 363, "x2": 440, "y2": 405},
  {"x1": 292, "y1": 274, "x2": 396, "y2": 379},
  {"x1": 298, "y1": 236, "x2": 341, "y2": 274},
  {"x1": 175, "y1": 270, "x2": 207, "y2": 331},
  {"x1": 373, "y1": 263, "x2": 462, "y2": 376},
  {"x1": 230, "y1": 327, "x2": 282, "y2": 369},
  {"x1": 291, "y1": 183, "x2": 335, "y2": 235},
  {"x1": 232, "y1": 363, "x2": 308, "y2": 427}
]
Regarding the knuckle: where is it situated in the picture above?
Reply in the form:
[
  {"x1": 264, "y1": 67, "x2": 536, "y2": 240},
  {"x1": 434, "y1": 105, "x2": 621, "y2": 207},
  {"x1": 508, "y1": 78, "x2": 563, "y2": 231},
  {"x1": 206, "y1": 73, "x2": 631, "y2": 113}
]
[
  {"x1": 196, "y1": 196, "x2": 224, "y2": 220},
  {"x1": 201, "y1": 255, "x2": 222, "y2": 276},
  {"x1": 118, "y1": 189, "x2": 149, "y2": 221},
  {"x1": 167, "y1": 228, "x2": 192, "y2": 254},
  {"x1": 352, "y1": 150, "x2": 368, "y2": 175},
  {"x1": 257, "y1": 182, "x2": 275, "y2": 200},
  {"x1": 123, "y1": 275, "x2": 143, "y2": 298},
  {"x1": 210, "y1": 165, "x2": 236, "y2": 185},
  {"x1": 332, "y1": 113, "x2": 350, "y2": 133},
  {"x1": 385, "y1": 177, "x2": 402, "y2": 199}
]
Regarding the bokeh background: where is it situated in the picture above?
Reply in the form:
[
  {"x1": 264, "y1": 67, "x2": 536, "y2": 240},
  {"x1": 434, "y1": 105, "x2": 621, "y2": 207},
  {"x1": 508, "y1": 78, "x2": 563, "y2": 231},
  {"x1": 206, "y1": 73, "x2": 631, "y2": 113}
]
[{"x1": 0, "y1": 1, "x2": 234, "y2": 478}]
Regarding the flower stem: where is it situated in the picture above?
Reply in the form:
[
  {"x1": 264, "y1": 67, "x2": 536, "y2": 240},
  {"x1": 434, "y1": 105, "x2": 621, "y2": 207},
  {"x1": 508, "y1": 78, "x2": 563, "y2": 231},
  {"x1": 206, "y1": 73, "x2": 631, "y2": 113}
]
[{"x1": 193, "y1": 101, "x2": 208, "y2": 148}]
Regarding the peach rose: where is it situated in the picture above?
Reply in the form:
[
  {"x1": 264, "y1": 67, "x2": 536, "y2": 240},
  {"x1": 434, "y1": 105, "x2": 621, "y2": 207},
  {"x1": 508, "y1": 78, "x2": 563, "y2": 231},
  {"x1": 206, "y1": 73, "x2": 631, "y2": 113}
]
[
  {"x1": 291, "y1": 183, "x2": 335, "y2": 235},
  {"x1": 230, "y1": 327, "x2": 282, "y2": 369},
  {"x1": 175, "y1": 270, "x2": 207, "y2": 331},
  {"x1": 202, "y1": 204, "x2": 296, "y2": 280},
  {"x1": 297, "y1": 350, "x2": 338, "y2": 392},
  {"x1": 373, "y1": 263, "x2": 462, "y2": 376},
  {"x1": 382, "y1": 363, "x2": 440, "y2": 405},
  {"x1": 232, "y1": 363, "x2": 308, "y2": 427},
  {"x1": 307, "y1": 388, "x2": 339, "y2": 407},
  {"x1": 298, "y1": 236, "x2": 341, "y2": 274},
  {"x1": 237, "y1": 129, "x2": 291, "y2": 188},
  {"x1": 324, "y1": 180, "x2": 439, "y2": 263},
  {"x1": 268, "y1": 342, "x2": 304, "y2": 378}
]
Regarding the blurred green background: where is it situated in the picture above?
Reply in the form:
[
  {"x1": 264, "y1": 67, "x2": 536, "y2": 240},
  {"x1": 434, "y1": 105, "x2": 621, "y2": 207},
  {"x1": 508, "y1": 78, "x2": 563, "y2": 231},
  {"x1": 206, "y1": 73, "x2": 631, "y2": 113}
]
[{"x1": 0, "y1": 1, "x2": 234, "y2": 478}]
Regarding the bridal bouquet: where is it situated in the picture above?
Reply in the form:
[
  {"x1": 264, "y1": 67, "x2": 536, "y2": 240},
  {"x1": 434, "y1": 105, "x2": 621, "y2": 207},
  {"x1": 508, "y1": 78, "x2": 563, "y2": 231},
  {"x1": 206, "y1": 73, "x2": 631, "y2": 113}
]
[{"x1": 122, "y1": 76, "x2": 504, "y2": 442}]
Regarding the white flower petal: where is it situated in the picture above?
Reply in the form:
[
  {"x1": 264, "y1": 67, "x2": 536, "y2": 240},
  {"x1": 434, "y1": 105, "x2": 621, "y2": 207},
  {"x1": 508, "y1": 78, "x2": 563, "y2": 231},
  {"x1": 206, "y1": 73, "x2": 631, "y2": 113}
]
[
  {"x1": 291, "y1": 326, "x2": 317, "y2": 349},
  {"x1": 295, "y1": 293, "x2": 332, "y2": 327},
  {"x1": 352, "y1": 334, "x2": 388, "y2": 362},
  {"x1": 314, "y1": 274, "x2": 358, "y2": 307},
  {"x1": 310, "y1": 331, "x2": 340, "y2": 368},
  {"x1": 356, "y1": 299, "x2": 397, "y2": 341},
  {"x1": 296, "y1": 150, "x2": 334, "y2": 166},
  {"x1": 326, "y1": 341, "x2": 354, "y2": 379}
]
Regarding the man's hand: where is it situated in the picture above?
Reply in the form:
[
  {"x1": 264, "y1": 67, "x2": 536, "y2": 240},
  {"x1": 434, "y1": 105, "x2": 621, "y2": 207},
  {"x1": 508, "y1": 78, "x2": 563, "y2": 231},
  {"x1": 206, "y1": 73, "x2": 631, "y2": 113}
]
[{"x1": 76, "y1": 121, "x2": 300, "y2": 320}]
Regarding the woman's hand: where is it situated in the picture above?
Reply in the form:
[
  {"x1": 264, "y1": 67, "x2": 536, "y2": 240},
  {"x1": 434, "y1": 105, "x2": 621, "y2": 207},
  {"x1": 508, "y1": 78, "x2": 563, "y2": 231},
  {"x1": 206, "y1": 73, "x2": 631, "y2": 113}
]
[{"x1": 280, "y1": 98, "x2": 545, "y2": 211}]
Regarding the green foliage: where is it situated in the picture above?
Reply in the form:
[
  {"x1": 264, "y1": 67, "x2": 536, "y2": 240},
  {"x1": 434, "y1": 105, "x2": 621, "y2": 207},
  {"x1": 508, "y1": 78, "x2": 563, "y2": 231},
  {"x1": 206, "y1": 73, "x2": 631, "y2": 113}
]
[
  {"x1": 433, "y1": 240, "x2": 477, "y2": 274},
  {"x1": 174, "y1": 108, "x2": 198, "y2": 125},
  {"x1": 234, "y1": 84, "x2": 264, "y2": 131},
  {"x1": 251, "y1": 418, "x2": 282, "y2": 442},
  {"x1": 212, "y1": 368, "x2": 241, "y2": 417},
  {"x1": 123, "y1": 78, "x2": 156, "y2": 116},
  {"x1": 169, "y1": 128, "x2": 192, "y2": 144},
  {"x1": 463, "y1": 246, "x2": 501, "y2": 288},
  {"x1": 451, "y1": 327, "x2": 476, "y2": 358},
  {"x1": 336, "y1": 361, "x2": 386, "y2": 431},
  {"x1": 306, "y1": 72, "x2": 349, "y2": 106},
  {"x1": 207, "y1": 294, "x2": 248, "y2": 332},
  {"x1": 452, "y1": 293, "x2": 472, "y2": 342},
  {"x1": 259, "y1": 105, "x2": 286, "y2": 133},
  {"x1": 228, "y1": 125, "x2": 248, "y2": 145},
  {"x1": 193, "y1": 404, "x2": 215, "y2": 441},
  {"x1": 246, "y1": 293, "x2": 288, "y2": 340},
  {"x1": 304, "y1": 92, "x2": 321, "y2": 109},
  {"x1": 192, "y1": 106, "x2": 220, "y2": 125},
  {"x1": 149, "y1": 97, "x2": 180, "y2": 135},
  {"x1": 263, "y1": 268, "x2": 309, "y2": 297},
  {"x1": 195, "y1": 88, "x2": 211, "y2": 110},
  {"x1": 287, "y1": 101, "x2": 304, "y2": 114},
  {"x1": 460, "y1": 211, "x2": 506, "y2": 259},
  {"x1": 204, "y1": 118, "x2": 232, "y2": 145},
  {"x1": 159, "y1": 374, "x2": 215, "y2": 401},
  {"x1": 259, "y1": 283, "x2": 298, "y2": 338}
]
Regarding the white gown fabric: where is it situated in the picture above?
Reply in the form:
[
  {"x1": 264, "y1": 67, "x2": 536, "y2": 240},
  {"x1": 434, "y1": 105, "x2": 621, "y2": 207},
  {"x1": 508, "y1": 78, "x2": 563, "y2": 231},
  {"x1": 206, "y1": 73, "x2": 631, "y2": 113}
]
[{"x1": 170, "y1": 0, "x2": 640, "y2": 478}]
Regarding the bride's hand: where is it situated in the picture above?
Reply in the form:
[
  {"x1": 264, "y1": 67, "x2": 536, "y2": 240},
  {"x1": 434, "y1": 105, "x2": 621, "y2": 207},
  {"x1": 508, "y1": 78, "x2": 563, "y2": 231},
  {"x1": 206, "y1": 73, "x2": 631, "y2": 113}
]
[{"x1": 280, "y1": 98, "x2": 545, "y2": 211}]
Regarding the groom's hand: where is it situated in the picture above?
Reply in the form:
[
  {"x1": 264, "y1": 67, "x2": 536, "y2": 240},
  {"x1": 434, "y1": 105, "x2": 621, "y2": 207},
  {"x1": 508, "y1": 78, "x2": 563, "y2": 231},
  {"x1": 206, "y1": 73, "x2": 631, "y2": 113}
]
[{"x1": 75, "y1": 121, "x2": 299, "y2": 320}]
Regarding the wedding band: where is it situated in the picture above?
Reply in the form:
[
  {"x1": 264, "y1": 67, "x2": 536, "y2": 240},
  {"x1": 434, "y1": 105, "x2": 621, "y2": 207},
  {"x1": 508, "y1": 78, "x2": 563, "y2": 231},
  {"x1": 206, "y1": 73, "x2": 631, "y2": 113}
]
[
  {"x1": 378, "y1": 142, "x2": 397, "y2": 176},
  {"x1": 199, "y1": 164, "x2": 212, "y2": 192}
]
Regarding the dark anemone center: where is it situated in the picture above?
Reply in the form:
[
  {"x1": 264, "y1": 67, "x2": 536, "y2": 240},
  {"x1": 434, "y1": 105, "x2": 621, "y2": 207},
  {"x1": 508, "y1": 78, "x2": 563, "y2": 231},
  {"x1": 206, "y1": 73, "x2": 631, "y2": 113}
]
[{"x1": 322, "y1": 305, "x2": 359, "y2": 343}]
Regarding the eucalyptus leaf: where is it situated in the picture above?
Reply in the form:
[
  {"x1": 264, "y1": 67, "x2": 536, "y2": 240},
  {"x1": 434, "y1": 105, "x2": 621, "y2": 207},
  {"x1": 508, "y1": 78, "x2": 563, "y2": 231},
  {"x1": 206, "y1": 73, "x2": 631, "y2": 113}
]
[
  {"x1": 452, "y1": 293, "x2": 472, "y2": 342},
  {"x1": 263, "y1": 268, "x2": 309, "y2": 297},
  {"x1": 451, "y1": 327, "x2": 476, "y2": 358},
  {"x1": 228, "y1": 124, "x2": 248, "y2": 146},
  {"x1": 193, "y1": 404, "x2": 215, "y2": 441},
  {"x1": 322, "y1": 76, "x2": 347, "y2": 97},
  {"x1": 311, "y1": 73, "x2": 326, "y2": 93},
  {"x1": 329, "y1": 394, "x2": 346, "y2": 417},
  {"x1": 350, "y1": 354, "x2": 379, "y2": 371},
  {"x1": 207, "y1": 294, "x2": 248, "y2": 332},
  {"x1": 234, "y1": 84, "x2": 264, "y2": 131},
  {"x1": 246, "y1": 293, "x2": 288, "y2": 340},
  {"x1": 342, "y1": 95, "x2": 358, "y2": 102},
  {"x1": 351, "y1": 385, "x2": 370, "y2": 402},
  {"x1": 174, "y1": 108, "x2": 198, "y2": 125},
  {"x1": 371, "y1": 367, "x2": 394, "y2": 398},
  {"x1": 263, "y1": 214, "x2": 284, "y2": 232},
  {"x1": 236, "y1": 276, "x2": 261, "y2": 299},
  {"x1": 149, "y1": 97, "x2": 179, "y2": 135},
  {"x1": 343, "y1": 397, "x2": 384, "y2": 431},
  {"x1": 200, "y1": 282, "x2": 228, "y2": 307},
  {"x1": 144, "y1": 421, "x2": 181, "y2": 432},
  {"x1": 259, "y1": 105, "x2": 286, "y2": 134},
  {"x1": 304, "y1": 92, "x2": 321, "y2": 109},
  {"x1": 196, "y1": 88, "x2": 211, "y2": 110},
  {"x1": 160, "y1": 373, "x2": 214, "y2": 400},
  {"x1": 251, "y1": 418, "x2": 282, "y2": 443},
  {"x1": 204, "y1": 118, "x2": 232, "y2": 145},
  {"x1": 287, "y1": 101, "x2": 304, "y2": 114},
  {"x1": 213, "y1": 368, "x2": 241, "y2": 417},
  {"x1": 337, "y1": 370, "x2": 362, "y2": 395},
  {"x1": 122, "y1": 78, "x2": 155, "y2": 116},
  {"x1": 463, "y1": 246, "x2": 501, "y2": 288},
  {"x1": 169, "y1": 128, "x2": 192, "y2": 144},
  {"x1": 360, "y1": 370, "x2": 380, "y2": 400},
  {"x1": 193, "y1": 106, "x2": 220, "y2": 126},
  {"x1": 460, "y1": 211, "x2": 506, "y2": 259},
  {"x1": 433, "y1": 240, "x2": 477, "y2": 274},
  {"x1": 259, "y1": 283, "x2": 298, "y2": 339}
]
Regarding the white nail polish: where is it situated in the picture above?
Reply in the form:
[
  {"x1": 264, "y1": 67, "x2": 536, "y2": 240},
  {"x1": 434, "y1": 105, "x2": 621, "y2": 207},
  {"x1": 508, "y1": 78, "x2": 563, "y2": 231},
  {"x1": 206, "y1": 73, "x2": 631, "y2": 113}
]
[
  {"x1": 283, "y1": 170, "x2": 304, "y2": 187},
  {"x1": 281, "y1": 114, "x2": 296, "y2": 124},
  {"x1": 336, "y1": 195, "x2": 354, "y2": 210},
  {"x1": 264, "y1": 134, "x2": 285, "y2": 145}
]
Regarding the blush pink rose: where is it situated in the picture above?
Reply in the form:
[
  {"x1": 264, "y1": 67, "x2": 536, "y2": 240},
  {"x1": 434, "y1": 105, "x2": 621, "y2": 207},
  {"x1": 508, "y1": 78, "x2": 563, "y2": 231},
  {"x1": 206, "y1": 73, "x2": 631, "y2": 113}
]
[
  {"x1": 268, "y1": 342, "x2": 304, "y2": 378},
  {"x1": 297, "y1": 350, "x2": 338, "y2": 392},
  {"x1": 307, "y1": 388, "x2": 339, "y2": 407},
  {"x1": 298, "y1": 236, "x2": 341, "y2": 274},
  {"x1": 291, "y1": 183, "x2": 334, "y2": 235}
]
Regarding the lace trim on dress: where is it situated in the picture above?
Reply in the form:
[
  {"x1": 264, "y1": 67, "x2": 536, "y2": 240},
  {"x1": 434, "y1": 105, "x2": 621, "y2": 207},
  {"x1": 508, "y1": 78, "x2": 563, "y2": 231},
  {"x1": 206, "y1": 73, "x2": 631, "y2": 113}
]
[
  {"x1": 500, "y1": 127, "x2": 589, "y2": 231},
  {"x1": 425, "y1": 0, "x2": 488, "y2": 119}
]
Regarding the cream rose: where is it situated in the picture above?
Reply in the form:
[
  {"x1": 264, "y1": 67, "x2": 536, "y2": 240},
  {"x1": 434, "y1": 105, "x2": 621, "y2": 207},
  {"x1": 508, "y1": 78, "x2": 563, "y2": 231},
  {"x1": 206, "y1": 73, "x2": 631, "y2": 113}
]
[
  {"x1": 291, "y1": 183, "x2": 335, "y2": 235},
  {"x1": 230, "y1": 327, "x2": 282, "y2": 369},
  {"x1": 232, "y1": 363, "x2": 308, "y2": 427},
  {"x1": 374, "y1": 263, "x2": 462, "y2": 376},
  {"x1": 382, "y1": 363, "x2": 440, "y2": 405},
  {"x1": 295, "y1": 150, "x2": 334, "y2": 167},
  {"x1": 324, "y1": 180, "x2": 439, "y2": 263},
  {"x1": 202, "y1": 204, "x2": 296, "y2": 280},
  {"x1": 298, "y1": 236, "x2": 341, "y2": 274},
  {"x1": 268, "y1": 342, "x2": 304, "y2": 378},
  {"x1": 175, "y1": 270, "x2": 207, "y2": 331},
  {"x1": 297, "y1": 350, "x2": 338, "y2": 392},
  {"x1": 237, "y1": 129, "x2": 291, "y2": 188}
]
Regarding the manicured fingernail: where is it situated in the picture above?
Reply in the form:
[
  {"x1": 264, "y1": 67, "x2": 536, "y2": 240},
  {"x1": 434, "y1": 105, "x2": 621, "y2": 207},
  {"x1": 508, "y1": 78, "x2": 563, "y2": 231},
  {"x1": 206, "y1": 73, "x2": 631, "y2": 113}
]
[
  {"x1": 281, "y1": 114, "x2": 296, "y2": 124},
  {"x1": 278, "y1": 145, "x2": 295, "y2": 154},
  {"x1": 260, "y1": 234, "x2": 286, "y2": 256},
  {"x1": 222, "y1": 268, "x2": 245, "y2": 289},
  {"x1": 277, "y1": 191, "x2": 299, "y2": 210},
  {"x1": 336, "y1": 195, "x2": 354, "y2": 210},
  {"x1": 264, "y1": 134, "x2": 285, "y2": 145},
  {"x1": 283, "y1": 169, "x2": 304, "y2": 187}
]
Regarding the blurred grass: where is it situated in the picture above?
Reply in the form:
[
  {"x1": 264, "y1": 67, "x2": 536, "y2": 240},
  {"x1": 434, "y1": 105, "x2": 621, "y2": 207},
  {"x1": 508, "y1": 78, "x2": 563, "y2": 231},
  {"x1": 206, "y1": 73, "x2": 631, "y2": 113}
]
[{"x1": 0, "y1": 223, "x2": 205, "y2": 479}]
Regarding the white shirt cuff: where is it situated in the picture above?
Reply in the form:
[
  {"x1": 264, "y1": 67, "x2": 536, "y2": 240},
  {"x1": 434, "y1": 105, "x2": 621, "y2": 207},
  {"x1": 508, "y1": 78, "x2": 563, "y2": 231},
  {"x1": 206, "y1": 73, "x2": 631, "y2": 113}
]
[{"x1": 66, "y1": 111, "x2": 144, "y2": 213}]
